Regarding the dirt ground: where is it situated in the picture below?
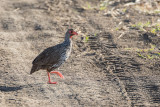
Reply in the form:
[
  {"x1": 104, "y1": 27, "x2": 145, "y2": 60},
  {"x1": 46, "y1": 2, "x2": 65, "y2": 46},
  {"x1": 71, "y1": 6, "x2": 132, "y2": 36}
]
[{"x1": 0, "y1": 0, "x2": 160, "y2": 107}]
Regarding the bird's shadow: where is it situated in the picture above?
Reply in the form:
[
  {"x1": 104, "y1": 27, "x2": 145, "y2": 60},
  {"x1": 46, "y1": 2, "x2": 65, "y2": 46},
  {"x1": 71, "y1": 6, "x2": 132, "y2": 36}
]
[
  {"x1": 0, "y1": 83, "x2": 44, "y2": 92},
  {"x1": 0, "y1": 86, "x2": 23, "y2": 92}
]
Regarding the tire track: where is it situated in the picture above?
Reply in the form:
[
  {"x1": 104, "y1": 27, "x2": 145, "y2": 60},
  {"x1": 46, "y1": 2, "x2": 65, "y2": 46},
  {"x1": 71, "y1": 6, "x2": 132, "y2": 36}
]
[{"x1": 87, "y1": 30, "x2": 160, "y2": 106}]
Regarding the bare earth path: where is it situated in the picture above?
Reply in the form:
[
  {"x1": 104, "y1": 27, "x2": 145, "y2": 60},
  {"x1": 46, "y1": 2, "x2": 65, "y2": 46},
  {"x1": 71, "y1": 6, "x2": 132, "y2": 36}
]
[{"x1": 0, "y1": 0, "x2": 160, "y2": 107}]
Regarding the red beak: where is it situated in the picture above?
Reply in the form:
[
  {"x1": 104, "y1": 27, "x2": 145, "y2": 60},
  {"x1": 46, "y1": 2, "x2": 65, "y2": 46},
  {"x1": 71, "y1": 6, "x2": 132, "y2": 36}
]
[{"x1": 72, "y1": 31, "x2": 78, "y2": 35}]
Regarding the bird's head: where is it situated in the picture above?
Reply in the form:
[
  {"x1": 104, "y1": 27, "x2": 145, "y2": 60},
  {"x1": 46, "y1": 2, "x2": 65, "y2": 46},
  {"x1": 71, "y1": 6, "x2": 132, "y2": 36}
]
[{"x1": 66, "y1": 29, "x2": 78, "y2": 38}]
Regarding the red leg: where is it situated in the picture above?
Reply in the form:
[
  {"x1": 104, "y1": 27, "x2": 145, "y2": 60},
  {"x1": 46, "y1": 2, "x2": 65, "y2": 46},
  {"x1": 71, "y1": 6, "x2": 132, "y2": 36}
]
[
  {"x1": 50, "y1": 71, "x2": 64, "y2": 78},
  {"x1": 47, "y1": 71, "x2": 64, "y2": 84}
]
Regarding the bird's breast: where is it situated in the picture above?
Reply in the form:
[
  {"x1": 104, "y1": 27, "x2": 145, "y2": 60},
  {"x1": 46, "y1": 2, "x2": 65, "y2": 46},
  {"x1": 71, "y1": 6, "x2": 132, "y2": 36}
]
[{"x1": 61, "y1": 46, "x2": 72, "y2": 61}]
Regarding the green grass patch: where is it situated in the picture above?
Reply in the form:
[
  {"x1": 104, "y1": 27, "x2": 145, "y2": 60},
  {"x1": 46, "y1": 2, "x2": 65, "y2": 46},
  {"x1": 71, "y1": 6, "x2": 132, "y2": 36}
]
[
  {"x1": 131, "y1": 22, "x2": 160, "y2": 34},
  {"x1": 99, "y1": 0, "x2": 108, "y2": 11},
  {"x1": 125, "y1": 44, "x2": 160, "y2": 59}
]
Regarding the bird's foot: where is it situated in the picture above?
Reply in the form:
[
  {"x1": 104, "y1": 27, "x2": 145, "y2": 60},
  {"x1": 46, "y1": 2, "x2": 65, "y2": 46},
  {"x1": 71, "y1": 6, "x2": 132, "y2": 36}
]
[
  {"x1": 50, "y1": 71, "x2": 64, "y2": 78},
  {"x1": 48, "y1": 81, "x2": 57, "y2": 84}
]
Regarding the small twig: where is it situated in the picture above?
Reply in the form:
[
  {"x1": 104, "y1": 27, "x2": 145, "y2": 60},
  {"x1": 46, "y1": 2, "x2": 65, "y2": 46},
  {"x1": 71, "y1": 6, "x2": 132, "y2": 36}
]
[
  {"x1": 13, "y1": 8, "x2": 20, "y2": 11},
  {"x1": 118, "y1": 32, "x2": 125, "y2": 39}
]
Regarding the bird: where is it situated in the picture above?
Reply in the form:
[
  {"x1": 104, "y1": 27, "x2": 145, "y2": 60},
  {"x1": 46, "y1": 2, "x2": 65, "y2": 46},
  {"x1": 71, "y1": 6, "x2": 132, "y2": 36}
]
[{"x1": 30, "y1": 29, "x2": 78, "y2": 84}]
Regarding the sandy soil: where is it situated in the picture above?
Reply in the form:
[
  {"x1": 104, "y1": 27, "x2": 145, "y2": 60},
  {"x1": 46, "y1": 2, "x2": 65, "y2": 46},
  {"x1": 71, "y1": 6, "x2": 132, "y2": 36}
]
[{"x1": 0, "y1": 0, "x2": 160, "y2": 107}]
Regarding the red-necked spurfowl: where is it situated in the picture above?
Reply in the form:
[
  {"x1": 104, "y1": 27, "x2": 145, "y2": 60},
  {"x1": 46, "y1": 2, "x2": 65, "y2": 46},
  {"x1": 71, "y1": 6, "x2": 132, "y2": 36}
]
[{"x1": 30, "y1": 29, "x2": 78, "y2": 84}]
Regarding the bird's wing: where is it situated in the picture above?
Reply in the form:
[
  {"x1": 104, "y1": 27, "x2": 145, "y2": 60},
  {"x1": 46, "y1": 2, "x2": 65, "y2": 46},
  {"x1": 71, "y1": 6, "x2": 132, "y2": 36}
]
[{"x1": 32, "y1": 44, "x2": 62, "y2": 66}]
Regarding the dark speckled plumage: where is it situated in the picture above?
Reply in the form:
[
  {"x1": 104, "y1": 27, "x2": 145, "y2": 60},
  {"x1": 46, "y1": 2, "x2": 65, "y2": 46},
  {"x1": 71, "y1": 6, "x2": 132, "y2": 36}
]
[{"x1": 30, "y1": 29, "x2": 75, "y2": 74}]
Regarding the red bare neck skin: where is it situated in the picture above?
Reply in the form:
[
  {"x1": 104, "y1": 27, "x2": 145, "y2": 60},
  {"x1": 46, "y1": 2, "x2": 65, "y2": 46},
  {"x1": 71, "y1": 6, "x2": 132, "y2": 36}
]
[{"x1": 70, "y1": 36, "x2": 73, "y2": 38}]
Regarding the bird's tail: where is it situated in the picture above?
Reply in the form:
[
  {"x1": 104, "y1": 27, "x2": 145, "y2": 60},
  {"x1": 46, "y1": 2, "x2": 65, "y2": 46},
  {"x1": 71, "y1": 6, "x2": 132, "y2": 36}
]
[{"x1": 30, "y1": 65, "x2": 38, "y2": 74}]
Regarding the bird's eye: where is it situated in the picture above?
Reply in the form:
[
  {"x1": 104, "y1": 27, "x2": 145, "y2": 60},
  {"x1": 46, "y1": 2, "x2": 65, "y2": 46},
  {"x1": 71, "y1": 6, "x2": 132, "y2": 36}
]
[{"x1": 69, "y1": 31, "x2": 73, "y2": 34}]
